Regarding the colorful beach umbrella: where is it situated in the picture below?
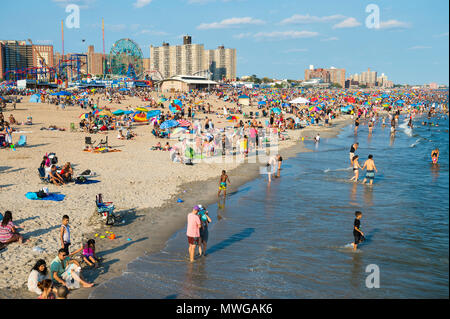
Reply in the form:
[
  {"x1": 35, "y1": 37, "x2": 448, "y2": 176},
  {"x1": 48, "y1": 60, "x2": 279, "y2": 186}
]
[
  {"x1": 146, "y1": 110, "x2": 161, "y2": 119},
  {"x1": 226, "y1": 116, "x2": 239, "y2": 121},
  {"x1": 270, "y1": 107, "x2": 281, "y2": 114},
  {"x1": 177, "y1": 119, "x2": 191, "y2": 127},
  {"x1": 160, "y1": 120, "x2": 179, "y2": 130},
  {"x1": 308, "y1": 105, "x2": 322, "y2": 112},
  {"x1": 79, "y1": 113, "x2": 89, "y2": 119}
]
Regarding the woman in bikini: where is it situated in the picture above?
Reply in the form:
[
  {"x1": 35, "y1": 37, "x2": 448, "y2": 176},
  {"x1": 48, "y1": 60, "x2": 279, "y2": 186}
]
[{"x1": 350, "y1": 155, "x2": 362, "y2": 182}]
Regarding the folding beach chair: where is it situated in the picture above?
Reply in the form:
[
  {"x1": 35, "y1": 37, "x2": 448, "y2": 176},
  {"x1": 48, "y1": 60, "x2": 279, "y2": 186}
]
[
  {"x1": 97, "y1": 136, "x2": 108, "y2": 148},
  {"x1": 85, "y1": 136, "x2": 95, "y2": 148},
  {"x1": 17, "y1": 135, "x2": 27, "y2": 147},
  {"x1": 38, "y1": 167, "x2": 50, "y2": 184},
  {"x1": 95, "y1": 194, "x2": 119, "y2": 226}
]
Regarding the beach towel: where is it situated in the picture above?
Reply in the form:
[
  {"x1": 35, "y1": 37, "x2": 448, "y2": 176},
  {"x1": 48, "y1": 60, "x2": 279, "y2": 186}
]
[
  {"x1": 74, "y1": 178, "x2": 100, "y2": 185},
  {"x1": 25, "y1": 192, "x2": 66, "y2": 201}
]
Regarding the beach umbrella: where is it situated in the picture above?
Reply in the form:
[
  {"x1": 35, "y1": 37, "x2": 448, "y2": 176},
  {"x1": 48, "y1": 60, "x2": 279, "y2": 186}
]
[
  {"x1": 0, "y1": 96, "x2": 5, "y2": 100},
  {"x1": 289, "y1": 97, "x2": 310, "y2": 104},
  {"x1": 159, "y1": 98, "x2": 168, "y2": 103},
  {"x1": 123, "y1": 110, "x2": 134, "y2": 115},
  {"x1": 79, "y1": 113, "x2": 89, "y2": 119},
  {"x1": 226, "y1": 115, "x2": 239, "y2": 121},
  {"x1": 112, "y1": 110, "x2": 125, "y2": 116},
  {"x1": 98, "y1": 110, "x2": 113, "y2": 117},
  {"x1": 146, "y1": 110, "x2": 161, "y2": 119},
  {"x1": 169, "y1": 105, "x2": 179, "y2": 113},
  {"x1": 258, "y1": 101, "x2": 267, "y2": 105},
  {"x1": 308, "y1": 105, "x2": 322, "y2": 112},
  {"x1": 173, "y1": 99, "x2": 183, "y2": 106},
  {"x1": 171, "y1": 127, "x2": 187, "y2": 136},
  {"x1": 136, "y1": 107, "x2": 150, "y2": 112},
  {"x1": 270, "y1": 107, "x2": 281, "y2": 114},
  {"x1": 160, "y1": 120, "x2": 179, "y2": 130},
  {"x1": 177, "y1": 119, "x2": 191, "y2": 127}
]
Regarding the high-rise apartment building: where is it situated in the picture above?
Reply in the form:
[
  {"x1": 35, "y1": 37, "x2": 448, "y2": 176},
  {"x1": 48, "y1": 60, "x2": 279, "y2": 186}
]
[
  {"x1": 87, "y1": 45, "x2": 104, "y2": 76},
  {"x1": 150, "y1": 36, "x2": 236, "y2": 81},
  {"x1": 360, "y1": 68, "x2": 377, "y2": 87},
  {"x1": 1, "y1": 40, "x2": 54, "y2": 80},
  {"x1": 327, "y1": 68, "x2": 346, "y2": 88},
  {"x1": 304, "y1": 68, "x2": 331, "y2": 83}
]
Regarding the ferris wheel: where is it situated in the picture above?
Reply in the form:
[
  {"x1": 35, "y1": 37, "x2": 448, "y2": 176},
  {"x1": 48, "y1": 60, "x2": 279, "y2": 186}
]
[{"x1": 109, "y1": 38, "x2": 143, "y2": 79}]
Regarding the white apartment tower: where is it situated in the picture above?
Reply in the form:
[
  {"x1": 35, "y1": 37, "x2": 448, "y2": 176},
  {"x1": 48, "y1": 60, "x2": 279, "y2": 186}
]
[{"x1": 150, "y1": 36, "x2": 236, "y2": 81}]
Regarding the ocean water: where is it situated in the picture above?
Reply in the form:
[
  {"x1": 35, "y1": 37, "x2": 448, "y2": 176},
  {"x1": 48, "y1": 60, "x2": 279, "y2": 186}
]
[{"x1": 90, "y1": 114, "x2": 449, "y2": 299}]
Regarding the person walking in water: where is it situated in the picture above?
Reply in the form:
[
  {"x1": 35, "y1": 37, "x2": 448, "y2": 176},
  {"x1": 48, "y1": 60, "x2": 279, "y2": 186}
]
[
  {"x1": 352, "y1": 211, "x2": 365, "y2": 251},
  {"x1": 349, "y1": 143, "x2": 359, "y2": 165},
  {"x1": 350, "y1": 155, "x2": 362, "y2": 182},
  {"x1": 186, "y1": 206, "x2": 201, "y2": 262},
  {"x1": 362, "y1": 154, "x2": 378, "y2": 185},
  {"x1": 217, "y1": 170, "x2": 231, "y2": 198}
]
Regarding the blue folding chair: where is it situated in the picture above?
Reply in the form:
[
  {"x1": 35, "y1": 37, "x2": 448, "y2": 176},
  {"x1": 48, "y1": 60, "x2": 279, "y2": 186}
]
[{"x1": 17, "y1": 135, "x2": 27, "y2": 147}]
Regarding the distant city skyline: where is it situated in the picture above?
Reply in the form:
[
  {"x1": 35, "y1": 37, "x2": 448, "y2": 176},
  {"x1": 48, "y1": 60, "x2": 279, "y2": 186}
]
[{"x1": 0, "y1": 0, "x2": 448, "y2": 84}]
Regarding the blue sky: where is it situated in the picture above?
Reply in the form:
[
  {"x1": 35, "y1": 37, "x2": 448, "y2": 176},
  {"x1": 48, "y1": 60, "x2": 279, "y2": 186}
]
[{"x1": 1, "y1": 0, "x2": 448, "y2": 84}]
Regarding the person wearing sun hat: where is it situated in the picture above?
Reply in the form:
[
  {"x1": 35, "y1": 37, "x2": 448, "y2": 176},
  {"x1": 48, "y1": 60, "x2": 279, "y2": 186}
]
[{"x1": 186, "y1": 206, "x2": 201, "y2": 262}]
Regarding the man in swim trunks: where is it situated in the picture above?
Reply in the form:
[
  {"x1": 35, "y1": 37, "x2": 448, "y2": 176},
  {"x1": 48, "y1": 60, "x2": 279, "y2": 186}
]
[
  {"x1": 186, "y1": 206, "x2": 201, "y2": 262},
  {"x1": 217, "y1": 170, "x2": 231, "y2": 198},
  {"x1": 349, "y1": 143, "x2": 359, "y2": 164},
  {"x1": 362, "y1": 154, "x2": 378, "y2": 185}
]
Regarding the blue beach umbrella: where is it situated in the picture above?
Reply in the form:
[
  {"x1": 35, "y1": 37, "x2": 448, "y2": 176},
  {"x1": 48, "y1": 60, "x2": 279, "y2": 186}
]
[
  {"x1": 160, "y1": 120, "x2": 179, "y2": 130},
  {"x1": 146, "y1": 110, "x2": 161, "y2": 119},
  {"x1": 270, "y1": 107, "x2": 281, "y2": 114}
]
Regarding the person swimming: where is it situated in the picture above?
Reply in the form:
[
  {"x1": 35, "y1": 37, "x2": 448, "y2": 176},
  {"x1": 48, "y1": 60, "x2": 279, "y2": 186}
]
[{"x1": 431, "y1": 148, "x2": 439, "y2": 164}]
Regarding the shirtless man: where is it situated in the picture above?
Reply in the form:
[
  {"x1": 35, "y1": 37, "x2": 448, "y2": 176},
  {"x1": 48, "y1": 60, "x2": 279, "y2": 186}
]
[
  {"x1": 217, "y1": 170, "x2": 231, "y2": 197},
  {"x1": 361, "y1": 155, "x2": 378, "y2": 185}
]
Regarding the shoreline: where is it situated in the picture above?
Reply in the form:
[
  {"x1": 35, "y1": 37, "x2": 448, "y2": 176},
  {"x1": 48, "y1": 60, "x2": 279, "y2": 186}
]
[
  {"x1": 0, "y1": 114, "x2": 351, "y2": 299},
  {"x1": 70, "y1": 117, "x2": 352, "y2": 299}
]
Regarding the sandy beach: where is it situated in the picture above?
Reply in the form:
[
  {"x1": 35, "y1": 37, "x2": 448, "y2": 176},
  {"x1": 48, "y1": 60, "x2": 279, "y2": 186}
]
[{"x1": 0, "y1": 92, "x2": 351, "y2": 298}]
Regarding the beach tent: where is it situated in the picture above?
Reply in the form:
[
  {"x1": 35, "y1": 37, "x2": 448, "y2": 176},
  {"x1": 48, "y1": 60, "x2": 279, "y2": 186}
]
[
  {"x1": 134, "y1": 113, "x2": 148, "y2": 122},
  {"x1": 289, "y1": 97, "x2": 310, "y2": 104},
  {"x1": 160, "y1": 120, "x2": 179, "y2": 130},
  {"x1": 29, "y1": 94, "x2": 41, "y2": 103}
]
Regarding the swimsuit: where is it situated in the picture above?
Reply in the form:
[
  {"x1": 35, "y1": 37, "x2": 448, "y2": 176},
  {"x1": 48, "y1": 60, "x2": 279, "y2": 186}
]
[
  {"x1": 219, "y1": 182, "x2": 227, "y2": 190},
  {"x1": 365, "y1": 170, "x2": 375, "y2": 179}
]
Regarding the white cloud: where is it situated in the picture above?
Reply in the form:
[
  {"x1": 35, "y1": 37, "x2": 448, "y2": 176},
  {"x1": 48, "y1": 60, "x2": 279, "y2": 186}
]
[
  {"x1": 433, "y1": 32, "x2": 449, "y2": 38},
  {"x1": 133, "y1": 0, "x2": 152, "y2": 8},
  {"x1": 379, "y1": 20, "x2": 411, "y2": 29},
  {"x1": 197, "y1": 17, "x2": 265, "y2": 30},
  {"x1": 254, "y1": 30, "x2": 319, "y2": 40},
  {"x1": 280, "y1": 14, "x2": 346, "y2": 25},
  {"x1": 321, "y1": 37, "x2": 339, "y2": 41},
  {"x1": 332, "y1": 17, "x2": 361, "y2": 29},
  {"x1": 408, "y1": 46, "x2": 432, "y2": 50}
]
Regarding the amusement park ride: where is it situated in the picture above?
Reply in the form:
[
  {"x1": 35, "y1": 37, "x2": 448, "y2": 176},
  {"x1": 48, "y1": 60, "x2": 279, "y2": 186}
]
[{"x1": 2, "y1": 21, "x2": 177, "y2": 87}]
